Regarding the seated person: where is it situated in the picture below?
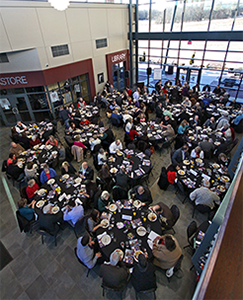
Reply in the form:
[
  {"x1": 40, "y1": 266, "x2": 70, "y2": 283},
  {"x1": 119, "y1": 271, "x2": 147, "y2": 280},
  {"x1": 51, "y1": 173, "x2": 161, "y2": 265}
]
[
  {"x1": 79, "y1": 161, "x2": 94, "y2": 181},
  {"x1": 9, "y1": 142, "x2": 25, "y2": 157},
  {"x1": 45, "y1": 135, "x2": 58, "y2": 147},
  {"x1": 26, "y1": 179, "x2": 39, "y2": 201},
  {"x1": 115, "y1": 168, "x2": 130, "y2": 191},
  {"x1": 217, "y1": 153, "x2": 229, "y2": 173},
  {"x1": 155, "y1": 102, "x2": 163, "y2": 119},
  {"x1": 18, "y1": 198, "x2": 36, "y2": 221},
  {"x1": 76, "y1": 234, "x2": 102, "y2": 269},
  {"x1": 100, "y1": 250, "x2": 129, "y2": 290},
  {"x1": 24, "y1": 161, "x2": 38, "y2": 179},
  {"x1": 79, "y1": 118, "x2": 91, "y2": 126},
  {"x1": 109, "y1": 139, "x2": 123, "y2": 154},
  {"x1": 58, "y1": 142, "x2": 66, "y2": 163},
  {"x1": 38, "y1": 206, "x2": 63, "y2": 235},
  {"x1": 189, "y1": 115, "x2": 200, "y2": 128},
  {"x1": 15, "y1": 121, "x2": 27, "y2": 134},
  {"x1": 98, "y1": 190, "x2": 113, "y2": 212},
  {"x1": 213, "y1": 85, "x2": 221, "y2": 96},
  {"x1": 7, "y1": 159, "x2": 25, "y2": 181},
  {"x1": 123, "y1": 111, "x2": 133, "y2": 124},
  {"x1": 7, "y1": 153, "x2": 16, "y2": 166},
  {"x1": 181, "y1": 97, "x2": 192, "y2": 108},
  {"x1": 109, "y1": 100, "x2": 119, "y2": 111},
  {"x1": 203, "y1": 117, "x2": 216, "y2": 130},
  {"x1": 178, "y1": 120, "x2": 189, "y2": 135},
  {"x1": 190, "y1": 146, "x2": 204, "y2": 159},
  {"x1": 97, "y1": 164, "x2": 112, "y2": 191},
  {"x1": 128, "y1": 185, "x2": 153, "y2": 206},
  {"x1": 73, "y1": 136, "x2": 85, "y2": 150},
  {"x1": 89, "y1": 134, "x2": 101, "y2": 152},
  {"x1": 189, "y1": 179, "x2": 220, "y2": 213},
  {"x1": 152, "y1": 234, "x2": 182, "y2": 270},
  {"x1": 199, "y1": 136, "x2": 214, "y2": 154},
  {"x1": 40, "y1": 164, "x2": 57, "y2": 184},
  {"x1": 63, "y1": 202, "x2": 84, "y2": 227},
  {"x1": 85, "y1": 209, "x2": 102, "y2": 234},
  {"x1": 128, "y1": 129, "x2": 139, "y2": 141},
  {"x1": 150, "y1": 202, "x2": 175, "y2": 230},
  {"x1": 110, "y1": 110, "x2": 122, "y2": 126},
  {"x1": 131, "y1": 253, "x2": 157, "y2": 293},
  {"x1": 18, "y1": 132, "x2": 30, "y2": 150},
  {"x1": 97, "y1": 148, "x2": 107, "y2": 165},
  {"x1": 163, "y1": 124, "x2": 175, "y2": 141},
  {"x1": 171, "y1": 145, "x2": 189, "y2": 166},
  {"x1": 61, "y1": 161, "x2": 76, "y2": 175},
  {"x1": 138, "y1": 113, "x2": 146, "y2": 123},
  {"x1": 29, "y1": 135, "x2": 42, "y2": 148}
]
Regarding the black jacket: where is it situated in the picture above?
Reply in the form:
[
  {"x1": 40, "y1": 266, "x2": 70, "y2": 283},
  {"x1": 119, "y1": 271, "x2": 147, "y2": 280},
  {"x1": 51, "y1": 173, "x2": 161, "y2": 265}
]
[
  {"x1": 79, "y1": 166, "x2": 94, "y2": 181},
  {"x1": 7, "y1": 164, "x2": 24, "y2": 180},
  {"x1": 131, "y1": 262, "x2": 157, "y2": 292},
  {"x1": 100, "y1": 262, "x2": 128, "y2": 290},
  {"x1": 130, "y1": 185, "x2": 153, "y2": 206},
  {"x1": 172, "y1": 148, "x2": 189, "y2": 166}
]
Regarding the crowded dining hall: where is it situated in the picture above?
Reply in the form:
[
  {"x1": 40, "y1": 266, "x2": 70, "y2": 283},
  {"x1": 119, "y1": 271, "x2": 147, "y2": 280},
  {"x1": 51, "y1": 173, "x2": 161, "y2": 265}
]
[{"x1": 0, "y1": 1, "x2": 242, "y2": 300}]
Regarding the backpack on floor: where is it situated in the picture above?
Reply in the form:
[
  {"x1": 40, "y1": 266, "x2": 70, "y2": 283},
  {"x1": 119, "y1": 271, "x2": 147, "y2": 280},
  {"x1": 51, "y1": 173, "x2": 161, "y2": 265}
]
[{"x1": 157, "y1": 166, "x2": 169, "y2": 190}]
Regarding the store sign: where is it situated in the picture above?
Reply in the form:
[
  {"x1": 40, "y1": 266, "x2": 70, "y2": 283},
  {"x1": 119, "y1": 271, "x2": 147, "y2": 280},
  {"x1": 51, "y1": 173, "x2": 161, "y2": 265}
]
[
  {"x1": 111, "y1": 52, "x2": 126, "y2": 64},
  {"x1": 0, "y1": 76, "x2": 28, "y2": 86}
]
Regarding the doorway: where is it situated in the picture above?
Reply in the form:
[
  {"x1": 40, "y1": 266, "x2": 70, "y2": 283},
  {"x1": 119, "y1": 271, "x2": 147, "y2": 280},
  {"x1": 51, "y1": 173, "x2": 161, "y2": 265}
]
[
  {"x1": 112, "y1": 62, "x2": 125, "y2": 91},
  {"x1": 176, "y1": 66, "x2": 201, "y2": 87},
  {"x1": 0, "y1": 94, "x2": 33, "y2": 126}
]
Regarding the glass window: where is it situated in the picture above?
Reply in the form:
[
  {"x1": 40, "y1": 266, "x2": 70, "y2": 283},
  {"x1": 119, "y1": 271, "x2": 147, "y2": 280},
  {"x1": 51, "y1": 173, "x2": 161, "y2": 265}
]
[
  {"x1": 206, "y1": 41, "x2": 228, "y2": 51},
  {"x1": 0, "y1": 53, "x2": 9, "y2": 63},
  {"x1": 164, "y1": 1, "x2": 175, "y2": 32},
  {"x1": 228, "y1": 41, "x2": 243, "y2": 51},
  {"x1": 151, "y1": 0, "x2": 167, "y2": 32},
  {"x1": 234, "y1": 0, "x2": 243, "y2": 30},
  {"x1": 51, "y1": 44, "x2": 69, "y2": 57},
  {"x1": 96, "y1": 38, "x2": 108, "y2": 49},
  {"x1": 204, "y1": 50, "x2": 226, "y2": 62},
  {"x1": 210, "y1": 0, "x2": 237, "y2": 31},
  {"x1": 138, "y1": 4, "x2": 150, "y2": 32},
  {"x1": 172, "y1": 1, "x2": 184, "y2": 31},
  {"x1": 28, "y1": 93, "x2": 49, "y2": 110},
  {"x1": 183, "y1": 0, "x2": 211, "y2": 31},
  {"x1": 201, "y1": 69, "x2": 222, "y2": 89}
]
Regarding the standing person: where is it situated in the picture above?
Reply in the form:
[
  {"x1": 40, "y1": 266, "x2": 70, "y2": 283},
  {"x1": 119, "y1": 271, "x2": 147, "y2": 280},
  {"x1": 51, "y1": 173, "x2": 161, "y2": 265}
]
[
  {"x1": 58, "y1": 105, "x2": 70, "y2": 128},
  {"x1": 155, "y1": 80, "x2": 162, "y2": 94},
  {"x1": 131, "y1": 254, "x2": 157, "y2": 293}
]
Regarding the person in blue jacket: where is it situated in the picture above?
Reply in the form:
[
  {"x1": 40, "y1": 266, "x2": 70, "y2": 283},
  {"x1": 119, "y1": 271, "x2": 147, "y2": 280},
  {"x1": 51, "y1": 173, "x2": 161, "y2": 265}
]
[
  {"x1": 40, "y1": 164, "x2": 57, "y2": 184},
  {"x1": 18, "y1": 198, "x2": 36, "y2": 221}
]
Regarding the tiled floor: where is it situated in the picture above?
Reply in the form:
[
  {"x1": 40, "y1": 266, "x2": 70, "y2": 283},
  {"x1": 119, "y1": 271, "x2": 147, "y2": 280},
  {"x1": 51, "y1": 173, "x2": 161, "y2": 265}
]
[{"x1": 1, "y1": 110, "x2": 238, "y2": 300}]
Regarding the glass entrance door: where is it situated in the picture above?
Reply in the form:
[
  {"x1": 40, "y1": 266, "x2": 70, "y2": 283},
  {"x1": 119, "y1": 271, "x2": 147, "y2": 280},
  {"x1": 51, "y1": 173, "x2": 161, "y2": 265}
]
[
  {"x1": 112, "y1": 63, "x2": 125, "y2": 91},
  {"x1": 176, "y1": 67, "x2": 201, "y2": 87},
  {"x1": 0, "y1": 95, "x2": 33, "y2": 126}
]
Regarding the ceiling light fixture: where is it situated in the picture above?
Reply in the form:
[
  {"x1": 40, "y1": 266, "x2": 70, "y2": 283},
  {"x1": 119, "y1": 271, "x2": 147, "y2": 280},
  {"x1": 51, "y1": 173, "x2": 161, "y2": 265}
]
[{"x1": 48, "y1": 0, "x2": 70, "y2": 11}]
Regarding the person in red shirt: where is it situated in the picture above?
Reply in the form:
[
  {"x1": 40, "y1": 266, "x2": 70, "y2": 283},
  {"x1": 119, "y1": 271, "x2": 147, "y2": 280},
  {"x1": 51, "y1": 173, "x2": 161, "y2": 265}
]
[
  {"x1": 29, "y1": 135, "x2": 42, "y2": 148},
  {"x1": 45, "y1": 135, "x2": 58, "y2": 147},
  {"x1": 80, "y1": 118, "x2": 91, "y2": 126},
  {"x1": 129, "y1": 129, "x2": 139, "y2": 141},
  {"x1": 126, "y1": 87, "x2": 132, "y2": 97},
  {"x1": 7, "y1": 153, "x2": 16, "y2": 166},
  {"x1": 73, "y1": 137, "x2": 85, "y2": 150},
  {"x1": 26, "y1": 179, "x2": 39, "y2": 201}
]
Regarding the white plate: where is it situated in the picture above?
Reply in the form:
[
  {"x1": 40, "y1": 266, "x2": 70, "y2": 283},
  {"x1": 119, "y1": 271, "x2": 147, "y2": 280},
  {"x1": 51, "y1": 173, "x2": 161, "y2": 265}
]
[
  {"x1": 147, "y1": 133, "x2": 152, "y2": 138},
  {"x1": 36, "y1": 200, "x2": 45, "y2": 208},
  {"x1": 136, "y1": 226, "x2": 147, "y2": 237},
  {"x1": 183, "y1": 160, "x2": 190, "y2": 165},
  {"x1": 148, "y1": 212, "x2": 157, "y2": 222},
  {"x1": 115, "y1": 249, "x2": 124, "y2": 259},
  {"x1": 37, "y1": 188, "x2": 45, "y2": 196},
  {"x1": 217, "y1": 185, "x2": 226, "y2": 193},
  {"x1": 109, "y1": 204, "x2": 117, "y2": 212},
  {"x1": 101, "y1": 234, "x2": 111, "y2": 246},
  {"x1": 47, "y1": 178, "x2": 55, "y2": 185},
  {"x1": 75, "y1": 177, "x2": 82, "y2": 184},
  {"x1": 117, "y1": 151, "x2": 123, "y2": 156},
  {"x1": 52, "y1": 206, "x2": 60, "y2": 214},
  {"x1": 100, "y1": 219, "x2": 110, "y2": 228},
  {"x1": 62, "y1": 174, "x2": 69, "y2": 179},
  {"x1": 196, "y1": 158, "x2": 203, "y2": 163},
  {"x1": 46, "y1": 145, "x2": 53, "y2": 150},
  {"x1": 110, "y1": 167, "x2": 118, "y2": 174},
  {"x1": 212, "y1": 163, "x2": 220, "y2": 169},
  {"x1": 133, "y1": 200, "x2": 142, "y2": 208},
  {"x1": 178, "y1": 170, "x2": 185, "y2": 176},
  {"x1": 221, "y1": 176, "x2": 230, "y2": 182},
  {"x1": 116, "y1": 222, "x2": 124, "y2": 229}
]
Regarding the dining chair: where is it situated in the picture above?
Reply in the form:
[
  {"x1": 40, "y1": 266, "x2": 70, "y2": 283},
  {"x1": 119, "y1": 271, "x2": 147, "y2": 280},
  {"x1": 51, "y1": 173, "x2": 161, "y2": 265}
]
[
  {"x1": 168, "y1": 205, "x2": 180, "y2": 234},
  {"x1": 36, "y1": 227, "x2": 60, "y2": 247},
  {"x1": 74, "y1": 247, "x2": 91, "y2": 277},
  {"x1": 135, "y1": 288, "x2": 156, "y2": 300},
  {"x1": 183, "y1": 221, "x2": 198, "y2": 250}
]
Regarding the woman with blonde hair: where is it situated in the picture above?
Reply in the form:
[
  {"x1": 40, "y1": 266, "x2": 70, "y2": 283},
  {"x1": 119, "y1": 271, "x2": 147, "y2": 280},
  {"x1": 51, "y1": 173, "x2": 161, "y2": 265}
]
[
  {"x1": 178, "y1": 119, "x2": 189, "y2": 135},
  {"x1": 61, "y1": 161, "x2": 76, "y2": 175}
]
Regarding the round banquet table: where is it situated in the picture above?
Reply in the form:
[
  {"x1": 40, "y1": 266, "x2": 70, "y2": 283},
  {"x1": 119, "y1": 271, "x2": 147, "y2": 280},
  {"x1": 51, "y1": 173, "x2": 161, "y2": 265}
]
[
  {"x1": 22, "y1": 121, "x2": 54, "y2": 140},
  {"x1": 78, "y1": 105, "x2": 100, "y2": 122},
  {"x1": 34, "y1": 174, "x2": 90, "y2": 220},
  {"x1": 96, "y1": 200, "x2": 162, "y2": 264},
  {"x1": 177, "y1": 158, "x2": 230, "y2": 200},
  {"x1": 18, "y1": 144, "x2": 59, "y2": 170},
  {"x1": 107, "y1": 149, "x2": 151, "y2": 183},
  {"x1": 135, "y1": 121, "x2": 165, "y2": 144}
]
